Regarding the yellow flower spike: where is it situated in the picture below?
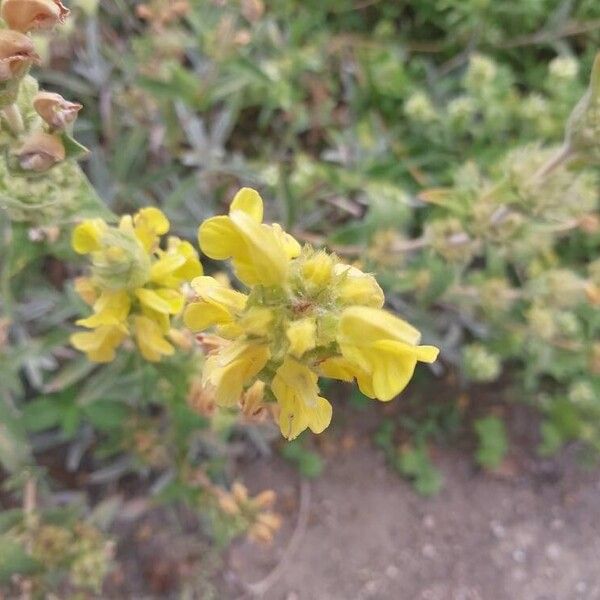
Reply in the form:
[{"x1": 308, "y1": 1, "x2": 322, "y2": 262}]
[
  {"x1": 286, "y1": 318, "x2": 316, "y2": 357},
  {"x1": 132, "y1": 207, "x2": 170, "y2": 252},
  {"x1": 133, "y1": 315, "x2": 175, "y2": 362},
  {"x1": 199, "y1": 188, "x2": 296, "y2": 286},
  {"x1": 335, "y1": 264, "x2": 385, "y2": 308},
  {"x1": 70, "y1": 324, "x2": 127, "y2": 363},
  {"x1": 202, "y1": 341, "x2": 270, "y2": 406},
  {"x1": 272, "y1": 358, "x2": 332, "y2": 440},
  {"x1": 76, "y1": 289, "x2": 131, "y2": 328},
  {"x1": 71, "y1": 208, "x2": 201, "y2": 364},
  {"x1": 338, "y1": 306, "x2": 439, "y2": 401},
  {"x1": 72, "y1": 219, "x2": 107, "y2": 254}
]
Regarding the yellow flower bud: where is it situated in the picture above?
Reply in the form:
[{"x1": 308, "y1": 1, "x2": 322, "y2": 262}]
[
  {"x1": 301, "y1": 250, "x2": 335, "y2": 289},
  {"x1": 0, "y1": 29, "x2": 39, "y2": 82},
  {"x1": 1, "y1": 0, "x2": 69, "y2": 33},
  {"x1": 286, "y1": 317, "x2": 316, "y2": 357},
  {"x1": 15, "y1": 132, "x2": 65, "y2": 172},
  {"x1": 33, "y1": 91, "x2": 82, "y2": 129}
]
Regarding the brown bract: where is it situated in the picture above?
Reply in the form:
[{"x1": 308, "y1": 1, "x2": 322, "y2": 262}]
[
  {"x1": 0, "y1": 30, "x2": 39, "y2": 81},
  {"x1": 1, "y1": 0, "x2": 70, "y2": 32},
  {"x1": 33, "y1": 91, "x2": 82, "y2": 129},
  {"x1": 15, "y1": 131, "x2": 65, "y2": 172}
]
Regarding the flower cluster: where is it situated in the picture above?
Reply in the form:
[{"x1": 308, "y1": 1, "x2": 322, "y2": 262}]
[
  {"x1": 184, "y1": 188, "x2": 438, "y2": 439},
  {"x1": 0, "y1": 0, "x2": 83, "y2": 173},
  {"x1": 70, "y1": 208, "x2": 202, "y2": 362}
]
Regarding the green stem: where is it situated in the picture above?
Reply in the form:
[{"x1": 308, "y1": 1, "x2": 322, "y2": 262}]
[
  {"x1": 1, "y1": 219, "x2": 14, "y2": 319},
  {"x1": 2, "y1": 103, "x2": 24, "y2": 135}
]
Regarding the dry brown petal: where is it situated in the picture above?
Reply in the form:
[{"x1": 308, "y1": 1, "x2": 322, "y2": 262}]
[
  {"x1": 248, "y1": 522, "x2": 274, "y2": 544},
  {"x1": 256, "y1": 512, "x2": 282, "y2": 531},
  {"x1": 216, "y1": 492, "x2": 240, "y2": 516},
  {"x1": 231, "y1": 481, "x2": 248, "y2": 504},
  {"x1": 15, "y1": 131, "x2": 65, "y2": 172},
  {"x1": 1, "y1": 0, "x2": 69, "y2": 32},
  {"x1": 252, "y1": 489, "x2": 276, "y2": 509},
  {"x1": 33, "y1": 91, "x2": 82, "y2": 129},
  {"x1": 0, "y1": 30, "x2": 39, "y2": 81}
]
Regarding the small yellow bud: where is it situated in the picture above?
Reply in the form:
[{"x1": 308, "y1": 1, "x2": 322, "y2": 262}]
[
  {"x1": 301, "y1": 250, "x2": 334, "y2": 289},
  {"x1": 286, "y1": 317, "x2": 316, "y2": 357},
  {"x1": 15, "y1": 131, "x2": 65, "y2": 172},
  {"x1": 1, "y1": 0, "x2": 69, "y2": 32},
  {"x1": 33, "y1": 91, "x2": 82, "y2": 129},
  {"x1": 0, "y1": 30, "x2": 39, "y2": 82}
]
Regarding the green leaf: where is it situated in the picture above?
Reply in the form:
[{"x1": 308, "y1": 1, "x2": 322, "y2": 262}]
[
  {"x1": 83, "y1": 401, "x2": 129, "y2": 431},
  {"x1": 0, "y1": 537, "x2": 41, "y2": 582},
  {"x1": 22, "y1": 397, "x2": 62, "y2": 433},
  {"x1": 0, "y1": 396, "x2": 31, "y2": 473}
]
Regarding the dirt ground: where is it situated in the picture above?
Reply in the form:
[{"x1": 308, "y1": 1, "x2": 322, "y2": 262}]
[{"x1": 219, "y1": 407, "x2": 600, "y2": 600}]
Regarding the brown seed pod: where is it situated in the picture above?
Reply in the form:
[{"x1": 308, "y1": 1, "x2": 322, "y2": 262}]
[
  {"x1": 0, "y1": 30, "x2": 39, "y2": 82},
  {"x1": 33, "y1": 91, "x2": 82, "y2": 129},
  {"x1": 1, "y1": 0, "x2": 70, "y2": 33},
  {"x1": 15, "y1": 131, "x2": 65, "y2": 172}
]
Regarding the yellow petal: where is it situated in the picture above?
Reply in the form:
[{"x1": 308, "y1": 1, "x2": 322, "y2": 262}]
[
  {"x1": 76, "y1": 290, "x2": 131, "y2": 328},
  {"x1": 70, "y1": 324, "x2": 126, "y2": 363},
  {"x1": 318, "y1": 357, "x2": 355, "y2": 382},
  {"x1": 272, "y1": 359, "x2": 328, "y2": 439},
  {"x1": 190, "y1": 276, "x2": 247, "y2": 312},
  {"x1": 339, "y1": 306, "x2": 421, "y2": 347},
  {"x1": 230, "y1": 187, "x2": 263, "y2": 222},
  {"x1": 134, "y1": 207, "x2": 169, "y2": 235},
  {"x1": 229, "y1": 215, "x2": 289, "y2": 286},
  {"x1": 198, "y1": 215, "x2": 242, "y2": 260},
  {"x1": 149, "y1": 253, "x2": 187, "y2": 283},
  {"x1": 286, "y1": 318, "x2": 316, "y2": 357},
  {"x1": 133, "y1": 315, "x2": 174, "y2": 362},
  {"x1": 183, "y1": 301, "x2": 233, "y2": 331},
  {"x1": 415, "y1": 345, "x2": 440, "y2": 363},
  {"x1": 73, "y1": 277, "x2": 97, "y2": 305},
  {"x1": 306, "y1": 396, "x2": 333, "y2": 434},
  {"x1": 335, "y1": 264, "x2": 384, "y2": 308},
  {"x1": 133, "y1": 207, "x2": 170, "y2": 251},
  {"x1": 203, "y1": 342, "x2": 270, "y2": 406},
  {"x1": 72, "y1": 219, "x2": 106, "y2": 254},
  {"x1": 136, "y1": 288, "x2": 183, "y2": 315}
]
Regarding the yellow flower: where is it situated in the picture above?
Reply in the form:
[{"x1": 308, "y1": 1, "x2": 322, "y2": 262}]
[
  {"x1": 198, "y1": 188, "x2": 300, "y2": 286},
  {"x1": 272, "y1": 359, "x2": 332, "y2": 440},
  {"x1": 184, "y1": 275, "x2": 247, "y2": 332},
  {"x1": 70, "y1": 324, "x2": 127, "y2": 363},
  {"x1": 71, "y1": 208, "x2": 202, "y2": 363},
  {"x1": 202, "y1": 341, "x2": 270, "y2": 406},
  {"x1": 185, "y1": 187, "x2": 438, "y2": 440},
  {"x1": 133, "y1": 315, "x2": 175, "y2": 362},
  {"x1": 337, "y1": 306, "x2": 439, "y2": 401}
]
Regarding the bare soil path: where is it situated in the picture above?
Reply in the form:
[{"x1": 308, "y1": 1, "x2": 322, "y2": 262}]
[{"x1": 222, "y1": 412, "x2": 600, "y2": 600}]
